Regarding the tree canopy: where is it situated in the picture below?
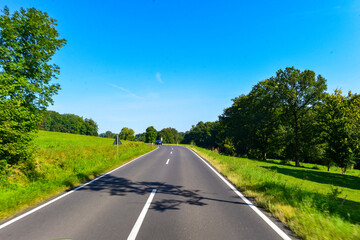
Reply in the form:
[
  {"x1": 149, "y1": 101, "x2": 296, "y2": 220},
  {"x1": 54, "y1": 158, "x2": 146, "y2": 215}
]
[
  {"x1": 145, "y1": 126, "x2": 157, "y2": 143},
  {"x1": 0, "y1": 7, "x2": 66, "y2": 168},
  {"x1": 183, "y1": 67, "x2": 359, "y2": 173},
  {"x1": 119, "y1": 127, "x2": 135, "y2": 141}
]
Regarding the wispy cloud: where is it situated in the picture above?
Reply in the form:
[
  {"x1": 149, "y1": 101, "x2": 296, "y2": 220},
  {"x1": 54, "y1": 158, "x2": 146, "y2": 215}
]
[
  {"x1": 156, "y1": 72, "x2": 163, "y2": 83},
  {"x1": 108, "y1": 83, "x2": 141, "y2": 98}
]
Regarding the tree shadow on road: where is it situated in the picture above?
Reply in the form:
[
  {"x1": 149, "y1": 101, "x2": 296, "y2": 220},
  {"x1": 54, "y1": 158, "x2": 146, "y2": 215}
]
[{"x1": 77, "y1": 175, "x2": 248, "y2": 212}]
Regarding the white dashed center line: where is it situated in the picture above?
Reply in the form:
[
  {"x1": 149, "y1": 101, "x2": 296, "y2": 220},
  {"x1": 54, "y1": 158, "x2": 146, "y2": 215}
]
[
  {"x1": 127, "y1": 189, "x2": 157, "y2": 240},
  {"x1": 166, "y1": 159, "x2": 170, "y2": 164}
]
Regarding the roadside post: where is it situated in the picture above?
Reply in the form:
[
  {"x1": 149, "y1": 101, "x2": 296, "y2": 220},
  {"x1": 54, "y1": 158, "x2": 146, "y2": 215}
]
[{"x1": 113, "y1": 135, "x2": 122, "y2": 158}]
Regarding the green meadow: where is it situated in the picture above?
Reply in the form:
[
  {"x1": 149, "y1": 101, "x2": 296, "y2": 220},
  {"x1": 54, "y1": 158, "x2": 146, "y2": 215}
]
[
  {"x1": 190, "y1": 146, "x2": 360, "y2": 240},
  {"x1": 0, "y1": 131, "x2": 156, "y2": 221}
]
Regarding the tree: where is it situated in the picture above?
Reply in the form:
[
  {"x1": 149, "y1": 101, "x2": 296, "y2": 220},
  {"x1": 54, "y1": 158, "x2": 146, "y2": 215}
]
[
  {"x1": 145, "y1": 126, "x2": 157, "y2": 143},
  {"x1": 220, "y1": 95, "x2": 253, "y2": 156},
  {"x1": 135, "y1": 132, "x2": 146, "y2": 142},
  {"x1": 158, "y1": 128, "x2": 175, "y2": 144},
  {"x1": 84, "y1": 118, "x2": 98, "y2": 136},
  {"x1": 99, "y1": 131, "x2": 117, "y2": 138},
  {"x1": 240, "y1": 80, "x2": 283, "y2": 160},
  {"x1": 319, "y1": 90, "x2": 360, "y2": 174},
  {"x1": 0, "y1": 7, "x2": 66, "y2": 167},
  {"x1": 182, "y1": 121, "x2": 220, "y2": 149},
  {"x1": 119, "y1": 127, "x2": 135, "y2": 141},
  {"x1": 273, "y1": 67, "x2": 327, "y2": 166}
]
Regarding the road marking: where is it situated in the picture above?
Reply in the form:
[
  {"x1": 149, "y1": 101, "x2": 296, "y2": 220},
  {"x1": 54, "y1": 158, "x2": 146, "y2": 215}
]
[
  {"x1": 170, "y1": 151, "x2": 172, "y2": 154},
  {"x1": 166, "y1": 159, "x2": 170, "y2": 164},
  {"x1": 127, "y1": 189, "x2": 157, "y2": 240},
  {"x1": 188, "y1": 148, "x2": 292, "y2": 240},
  {"x1": 0, "y1": 148, "x2": 159, "y2": 231}
]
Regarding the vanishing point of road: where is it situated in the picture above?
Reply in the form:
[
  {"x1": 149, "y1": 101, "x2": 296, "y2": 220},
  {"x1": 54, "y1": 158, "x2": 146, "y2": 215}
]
[{"x1": 0, "y1": 145, "x2": 294, "y2": 240}]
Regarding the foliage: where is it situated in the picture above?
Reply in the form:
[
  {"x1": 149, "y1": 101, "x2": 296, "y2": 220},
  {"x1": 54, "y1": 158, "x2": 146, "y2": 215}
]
[
  {"x1": 0, "y1": 7, "x2": 66, "y2": 167},
  {"x1": 99, "y1": 131, "x2": 117, "y2": 138},
  {"x1": 182, "y1": 121, "x2": 221, "y2": 149},
  {"x1": 119, "y1": 127, "x2": 135, "y2": 141},
  {"x1": 158, "y1": 128, "x2": 175, "y2": 143},
  {"x1": 145, "y1": 126, "x2": 157, "y2": 143},
  {"x1": 135, "y1": 132, "x2": 146, "y2": 142},
  {"x1": 184, "y1": 67, "x2": 359, "y2": 172},
  {"x1": 319, "y1": 90, "x2": 360, "y2": 174},
  {"x1": 157, "y1": 127, "x2": 184, "y2": 144},
  {"x1": 39, "y1": 110, "x2": 98, "y2": 136},
  {"x1": 273, "y1": 67, "x2": 327, "y2": 166},
  {"x1": 0, "y1": 7, "x2": 66, "y2": 110}
]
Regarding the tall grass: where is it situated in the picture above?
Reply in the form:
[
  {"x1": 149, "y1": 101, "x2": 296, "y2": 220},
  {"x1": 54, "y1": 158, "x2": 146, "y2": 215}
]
[
  {"x1": 0, "y1": 131, "x2": 156, "y2": 221},
  {"x1": 190, "y1": 146, "x2": 360, "y2": 240}
]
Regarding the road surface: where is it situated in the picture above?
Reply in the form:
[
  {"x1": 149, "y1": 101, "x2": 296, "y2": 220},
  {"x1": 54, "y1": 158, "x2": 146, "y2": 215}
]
[{"x1": 0, "y1": 145, "x2": 293, "y2": 240}]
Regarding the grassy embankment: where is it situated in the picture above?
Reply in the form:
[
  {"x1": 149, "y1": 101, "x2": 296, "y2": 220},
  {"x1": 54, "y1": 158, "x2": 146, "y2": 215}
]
[
  {"x1": 189, "y1": 145, "x2": 360, "y2": 240},
  {"x1": 0, "y1": 131, "x2": 156, "y2": 221}
]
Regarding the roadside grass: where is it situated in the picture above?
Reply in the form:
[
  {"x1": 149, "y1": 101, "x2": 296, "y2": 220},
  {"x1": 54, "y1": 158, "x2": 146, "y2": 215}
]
[
  {"x1": 188, "y1": 145, "x2": 360, "y2": 240},
  {"x1": 0, "y1": 131, "x2": 156, "y2": 221}
]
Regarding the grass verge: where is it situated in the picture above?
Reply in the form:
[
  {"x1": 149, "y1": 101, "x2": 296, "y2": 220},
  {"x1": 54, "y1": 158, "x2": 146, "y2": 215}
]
[
  {"x1": 0, "y1": 131, "x2": 156, "y2": 221},
  {"x1": 189, "y1": 145, "x2": 360, "y2": 240}
]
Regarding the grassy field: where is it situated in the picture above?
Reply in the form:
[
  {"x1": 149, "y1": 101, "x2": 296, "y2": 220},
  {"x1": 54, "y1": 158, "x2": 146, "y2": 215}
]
[
  {"x1": 189, "y1": 145, "x2": 360, "y2": 240},
  {"x1": 0, "y1": 131, "x2": 156, "y2": 221}
]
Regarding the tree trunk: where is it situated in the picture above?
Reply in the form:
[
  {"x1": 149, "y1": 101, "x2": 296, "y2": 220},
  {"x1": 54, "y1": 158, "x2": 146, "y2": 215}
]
[{"x1": 263, "y1": 152, "x2": 267, "y2": 161}]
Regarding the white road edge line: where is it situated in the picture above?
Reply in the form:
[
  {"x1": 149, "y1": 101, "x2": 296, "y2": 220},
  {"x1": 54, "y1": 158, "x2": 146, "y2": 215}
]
[
  {"x1": 0, "y1": 147, "x2": 159, "y2": 230},
  {"x1": 127, "y1": 189, "x2": 157, "y2": 240},
  {"x1": 187, "y1": 148, "x2": 292, "y2": 240},
  {"x1": 166, "y1": 159, "x2": 170, "y2": 164}
]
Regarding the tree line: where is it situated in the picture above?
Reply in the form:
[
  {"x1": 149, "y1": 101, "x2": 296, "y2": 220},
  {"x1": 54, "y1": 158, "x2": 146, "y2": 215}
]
[
  {"x1": 100, "y1": 126, "x2": 185, "y2": 144},
  {"x1": 39, "y1": 111, "x2": 98, "y2": 136},
  {"x1": 181, "y1": 67, "x2": 360, "y2": 174}
]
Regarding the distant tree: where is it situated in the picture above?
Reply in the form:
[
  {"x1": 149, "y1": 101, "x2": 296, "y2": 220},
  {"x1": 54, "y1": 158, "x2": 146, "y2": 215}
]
[
  {"x1": 99, "y1": 131, "x2": 117, "y2": 138},
  {"x1": 182, "y1": 121, "x2": 220, "y2": 149},
  {"x1": 169, "y1": 128, "x2": 180, "y2": 144},
  {"x1": 0, "y1": 7, "x2": 66, "y2": 167},
  {"x1": 39, "y1": 111, "x2": 98, "y2": 136},
  {"x1": 135, "y1": 132, "x2": 146, "y2": 142},
  {"x1": 177, "y1": 132, "x2": 185, "y2": 144},
  {"x1": 319, "y1": 90, "x2": 360, "y2": 174},
  {"x1": 84, "y1": 118, "x2": 98, "y2": 136},
  {"x1": 273, "y1": 67, "x2": 327, "y2": 166},
  {"x1": 158, "y1": 128, "x2": 175, "y2": 144},
  {"x1": 145, "y1": 126, "x2": 157, "y2": 143},
  {"x1": 119, "y1": 127, "x2": 135, "y2": 141}
]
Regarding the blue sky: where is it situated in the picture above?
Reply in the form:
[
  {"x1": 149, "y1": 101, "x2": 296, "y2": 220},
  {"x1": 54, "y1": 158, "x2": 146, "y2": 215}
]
[{"x1": 3, "y1": 0, "x2": 360, "y2": 134}]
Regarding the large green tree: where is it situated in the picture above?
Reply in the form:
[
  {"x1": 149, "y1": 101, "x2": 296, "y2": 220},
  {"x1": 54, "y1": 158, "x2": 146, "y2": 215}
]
[
  {"x1": 0, "y1": 7, "x2": 66, "y2": 168},
  {"x1": 319, "y1": 90, "x2": 360, "y2": 174},
  {"x1": 273, "y1": 67, "x2": 327, "y2": 166},
  {"x1": 145, "y1": 126, "x2": 157, "y2": 143}
]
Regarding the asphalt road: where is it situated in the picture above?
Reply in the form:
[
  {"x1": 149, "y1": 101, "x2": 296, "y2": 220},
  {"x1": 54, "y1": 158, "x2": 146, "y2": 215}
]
[{"x1": 0, "y1": 145, "x2": 293, "y2": 240}]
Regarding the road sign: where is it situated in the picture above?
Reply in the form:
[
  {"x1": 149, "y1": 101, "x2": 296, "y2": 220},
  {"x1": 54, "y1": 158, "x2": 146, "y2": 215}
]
[
  {"x1": 113, "y1": 136, "x2": 122, "y2": 145},
  {"x1": 113, "y1": 135, "x2": 122, "y2": 159}
]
